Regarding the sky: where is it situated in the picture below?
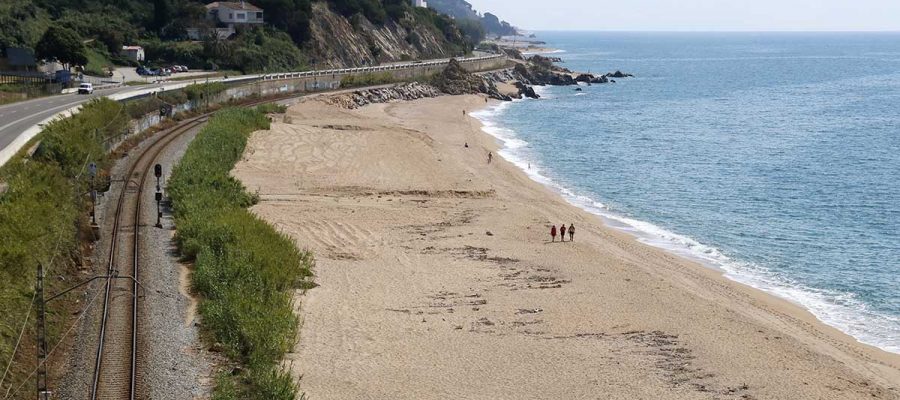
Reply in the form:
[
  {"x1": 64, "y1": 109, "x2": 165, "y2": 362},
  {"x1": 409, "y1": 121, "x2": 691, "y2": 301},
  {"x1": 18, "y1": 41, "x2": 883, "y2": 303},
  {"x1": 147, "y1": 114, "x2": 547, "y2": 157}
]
[{"x1": 464, "y1": 0, "x2": 900, "y2": 32}]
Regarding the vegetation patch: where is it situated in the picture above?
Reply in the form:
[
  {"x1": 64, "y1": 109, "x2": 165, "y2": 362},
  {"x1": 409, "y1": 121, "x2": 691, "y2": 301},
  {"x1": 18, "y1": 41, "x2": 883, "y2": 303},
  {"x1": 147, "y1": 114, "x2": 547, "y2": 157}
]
[
  {"x1": 184, "y1": 82, "x2": 227, "y2": 102},
  {"x1": 0, "y1": 98, "x2": 129, "y2": 395},
  {"x1": 167, "y1": 108, "x2": 314, "y2": 399},
  {"x1": 83, "y1": 45, "x2": 113, "y2": 78},
  {"x1": 340, "y1": 72, "x2": 396, "y2": 88},
  {"x1": 255, "y1": 103, "x2": 288, "y2": 114}
]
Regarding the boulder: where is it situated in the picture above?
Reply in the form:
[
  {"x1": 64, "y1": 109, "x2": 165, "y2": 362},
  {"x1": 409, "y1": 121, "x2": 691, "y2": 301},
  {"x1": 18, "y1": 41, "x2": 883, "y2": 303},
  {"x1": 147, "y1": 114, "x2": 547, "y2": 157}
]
[
  {"x1": 501, "y1": 47, "x2": 525, "y2": 60},
  {"x1": 431, "y1": 59, "x2": 512, "y2": 101},
  {"x1": 324, "y1": 82, "x2": 443, "y2": 109},
  {"x1": 548, "y1": 73, "x2": 576, "y2": 86},
  {"x1": 607, "y1": 70, "x2": 634, "y2": 78},
  {"x1": 590, "y1": 75, "x2": 609, "y2": 84},
  {"x1": 514, "y1": 81, "x2": 540, "y2": 99},
  {"x1": 512, "y1": 57, "x2": 580, "y2": 87},
  {"x1": 575, "y1": 73, "x2": 595, "y2": 83}
]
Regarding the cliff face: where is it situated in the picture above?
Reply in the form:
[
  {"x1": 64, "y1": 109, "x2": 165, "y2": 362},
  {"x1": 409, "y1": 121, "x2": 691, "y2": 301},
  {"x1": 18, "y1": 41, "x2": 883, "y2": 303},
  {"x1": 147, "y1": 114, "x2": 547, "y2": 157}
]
[{"x1": 304, "y1": 3, "x2": 463, "y2": 68}]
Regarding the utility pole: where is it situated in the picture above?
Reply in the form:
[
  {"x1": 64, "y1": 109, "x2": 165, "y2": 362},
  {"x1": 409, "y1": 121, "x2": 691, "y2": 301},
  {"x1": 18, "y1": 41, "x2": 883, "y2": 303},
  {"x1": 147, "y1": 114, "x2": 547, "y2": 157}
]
[
  {"x1": 29, "y1": 270, "x2": 143, "y2": 399},
  {"x1": 36, "y1": 263, "x2": 50, "y2": 400},
  {"x1": 154, "y1": 164, "x2": 163, "y2": 228},
  {"x1": 89, "y1": 162, "x2": 97, "y2": 226}
]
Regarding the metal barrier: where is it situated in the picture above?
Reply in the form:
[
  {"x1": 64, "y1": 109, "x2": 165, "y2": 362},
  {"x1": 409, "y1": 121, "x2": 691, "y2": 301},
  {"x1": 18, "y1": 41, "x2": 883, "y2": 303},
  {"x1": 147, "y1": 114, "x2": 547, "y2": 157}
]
[{"x1": 259, "y1": 54, "x2": 507, "y2": 82}]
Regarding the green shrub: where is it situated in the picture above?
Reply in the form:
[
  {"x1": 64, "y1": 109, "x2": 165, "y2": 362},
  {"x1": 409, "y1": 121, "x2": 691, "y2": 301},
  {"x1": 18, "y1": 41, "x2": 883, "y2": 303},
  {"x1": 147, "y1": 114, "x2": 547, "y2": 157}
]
[
  {"x1": 168, "y1": 108, "x2": 314, "y2": 398},
  {"x1": 33, "y1": 98, "x2": 129, "y2": 179},
  {"x1": 0, "y1": 98, "x2": 127, "y2": 394},
  {"x1": 255, "y1": 103, "x2": 287, "y2": 114},
  {"x1": 184, "y1": 82, "x2": 226, "y2": 102},
  {"x1": 83, "y1": 45, "x2": 113, "y2": 77},
  {"x1": 340, "y1": 72, "x2": 395, "y2": 88},
  {"x1": 125, "y1": 97, "x2": 164, "y2": 119}
]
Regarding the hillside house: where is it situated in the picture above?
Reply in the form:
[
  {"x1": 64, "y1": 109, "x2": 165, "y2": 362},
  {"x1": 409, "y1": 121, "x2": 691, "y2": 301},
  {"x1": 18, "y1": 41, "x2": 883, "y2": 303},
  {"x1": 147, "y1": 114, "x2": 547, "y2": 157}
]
[
  {"x1": 206, "y1": 1, "x2": 264, "y2": 26},
  {"x1": 121, "y1": 46, "x2": 145, "y2": 62},
  {"x1": 412, "y1": 0, "x2": 428, "y2": 7}
]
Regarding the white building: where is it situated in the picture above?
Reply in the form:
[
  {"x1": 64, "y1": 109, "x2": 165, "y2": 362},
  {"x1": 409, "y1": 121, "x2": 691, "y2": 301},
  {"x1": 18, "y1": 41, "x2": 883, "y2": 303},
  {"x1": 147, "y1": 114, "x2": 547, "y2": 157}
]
[
  {"x1": 121, "y1": 46, "x2": 145, "y2": 62},
  {"x1": 412, "y1": 0, "x2": 427, "y2": 7},
  {"x1": 206, "y1": 1, "x2": 264, "y2": 25}
]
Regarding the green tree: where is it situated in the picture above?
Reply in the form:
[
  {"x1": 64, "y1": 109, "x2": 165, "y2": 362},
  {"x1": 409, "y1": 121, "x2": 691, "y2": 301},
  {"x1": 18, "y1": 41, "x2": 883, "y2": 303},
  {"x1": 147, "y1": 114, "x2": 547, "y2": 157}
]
[
  {"x1": 152, "y1": 0, "x2": 172, "y2": 33},
  {"x1": 455, "y1": 18, "x2": 485, "y2": 45},
  {"x1": 35, "y1": 25, "x2": 88, "y2": 68},
  {"x1": 253, "y1": 0, "x2": 312, "y2": 44}
]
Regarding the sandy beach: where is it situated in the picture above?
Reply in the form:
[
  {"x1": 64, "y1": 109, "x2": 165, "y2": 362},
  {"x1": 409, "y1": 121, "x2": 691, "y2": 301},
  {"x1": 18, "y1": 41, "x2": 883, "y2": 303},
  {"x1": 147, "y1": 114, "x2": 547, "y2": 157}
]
[{"x1": 232, "y1": 95, "x2": 900, "y2": 399}]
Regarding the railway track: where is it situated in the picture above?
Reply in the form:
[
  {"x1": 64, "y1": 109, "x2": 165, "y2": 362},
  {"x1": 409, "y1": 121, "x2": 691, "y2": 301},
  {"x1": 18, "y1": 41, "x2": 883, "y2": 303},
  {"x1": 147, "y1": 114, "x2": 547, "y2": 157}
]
[
  {"x1": 89, "y1": 95, "x2": 294, "y2": 400},
  {"x1": 90, "y1": 116, "x2": 206, "y2": 400}
]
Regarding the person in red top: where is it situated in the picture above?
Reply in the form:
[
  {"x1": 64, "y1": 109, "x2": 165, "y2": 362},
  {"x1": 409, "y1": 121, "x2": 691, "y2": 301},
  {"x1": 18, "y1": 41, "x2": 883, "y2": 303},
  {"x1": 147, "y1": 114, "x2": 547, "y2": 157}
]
[
  {"x1": 550, "y1": 225, "x2": 557, "y2": 242},
  {"x1": 560, "y1": 224, "x2": 567, "y2": 242}
]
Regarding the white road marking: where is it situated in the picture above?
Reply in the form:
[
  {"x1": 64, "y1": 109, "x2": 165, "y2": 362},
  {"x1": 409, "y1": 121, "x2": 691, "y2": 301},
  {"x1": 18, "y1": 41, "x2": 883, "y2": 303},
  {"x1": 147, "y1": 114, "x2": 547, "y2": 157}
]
[{"x1": 0, "y1": 101, "x2": 86, "y2": 134}]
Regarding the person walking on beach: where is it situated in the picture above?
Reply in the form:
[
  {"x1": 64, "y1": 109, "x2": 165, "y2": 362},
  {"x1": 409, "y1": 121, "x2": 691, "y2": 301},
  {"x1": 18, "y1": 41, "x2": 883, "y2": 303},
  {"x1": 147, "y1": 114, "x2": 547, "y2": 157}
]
[
  {"x1": 488, "y1": 152, "x2": 493, "y2": 164},
  {"x1": 550, "y1": 225, "x2": 557, "y2": 242},
  {"x1": 568, "y1": 223, "x2": 575, "y2": 241},
  {"x1": 560, "y1": 224, "x2": 567, "y2": 242}
]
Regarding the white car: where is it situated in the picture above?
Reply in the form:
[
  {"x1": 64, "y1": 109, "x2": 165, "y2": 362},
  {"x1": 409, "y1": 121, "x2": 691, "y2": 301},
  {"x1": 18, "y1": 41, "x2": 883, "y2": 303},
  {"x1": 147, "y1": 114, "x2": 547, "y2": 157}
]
[{"x1": 77, "y1": 83, "x2": 94, "y2": 94}]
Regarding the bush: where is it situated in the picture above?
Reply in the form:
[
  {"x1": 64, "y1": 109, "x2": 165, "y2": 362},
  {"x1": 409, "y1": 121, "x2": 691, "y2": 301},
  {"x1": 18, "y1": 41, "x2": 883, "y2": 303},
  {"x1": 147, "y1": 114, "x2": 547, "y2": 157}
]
[
  {"x1": 255, "y1": 103, "x2": 287, "y2": 114},
  {"x1": 340, "y1": 72, "x2": 395, "y2": 88},
  {"x1": 0, "y1": 98, "x2": 127, "y2": 393},
  {"x1": 184, "y1": 82, "x2": 226, "y2": 102},
  {"x1": 168, "y1": 108, "x2": 314, "y2": 399},
  {"x1": 141, "y1": 38, "x2": 206, "y2": 69},
  {"x1": 33, "y1": 98, "x2": 129, "y2": 179}
]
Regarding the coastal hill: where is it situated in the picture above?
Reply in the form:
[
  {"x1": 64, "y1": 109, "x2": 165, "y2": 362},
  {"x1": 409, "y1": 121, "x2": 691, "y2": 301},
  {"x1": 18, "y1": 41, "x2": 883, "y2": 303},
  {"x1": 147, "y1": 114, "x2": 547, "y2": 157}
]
[
  {"x1": 0, "y1": 0, "x2": 518, "y2": 72},
  {"x1": 427, "y1": 0, "x2": 518, "y2": 36}
]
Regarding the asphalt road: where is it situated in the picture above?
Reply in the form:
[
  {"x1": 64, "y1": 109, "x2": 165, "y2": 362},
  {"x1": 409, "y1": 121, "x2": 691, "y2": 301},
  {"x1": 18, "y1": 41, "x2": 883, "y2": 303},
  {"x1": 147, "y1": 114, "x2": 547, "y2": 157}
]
[
  {"x1": 0, "y1": 84, "x2": 166, "y2": 155},
  {"x1": 0, "y1": 53, "x2": 504, "y2": 165}
]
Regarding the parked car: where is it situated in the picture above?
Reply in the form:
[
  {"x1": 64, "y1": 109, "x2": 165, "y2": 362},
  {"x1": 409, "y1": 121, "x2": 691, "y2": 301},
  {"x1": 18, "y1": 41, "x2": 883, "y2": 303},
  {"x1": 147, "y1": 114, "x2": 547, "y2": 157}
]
[{"x1": 77, "y1": 83, "x2": 94, "y2": 94}]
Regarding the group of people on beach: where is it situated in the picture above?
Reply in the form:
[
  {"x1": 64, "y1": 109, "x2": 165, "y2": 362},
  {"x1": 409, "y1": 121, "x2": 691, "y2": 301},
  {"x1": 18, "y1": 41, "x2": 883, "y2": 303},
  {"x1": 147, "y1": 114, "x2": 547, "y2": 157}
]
[{"x1": 550, "y1": 224, "x2": 575, "y2": 242}]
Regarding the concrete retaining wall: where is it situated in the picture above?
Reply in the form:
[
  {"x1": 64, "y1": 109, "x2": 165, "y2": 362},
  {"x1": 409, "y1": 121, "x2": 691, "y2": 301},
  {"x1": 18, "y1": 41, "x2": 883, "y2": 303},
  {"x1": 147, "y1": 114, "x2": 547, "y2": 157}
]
[{"x1": 1, "y1": 54, "x2": 508, "y2": 167}]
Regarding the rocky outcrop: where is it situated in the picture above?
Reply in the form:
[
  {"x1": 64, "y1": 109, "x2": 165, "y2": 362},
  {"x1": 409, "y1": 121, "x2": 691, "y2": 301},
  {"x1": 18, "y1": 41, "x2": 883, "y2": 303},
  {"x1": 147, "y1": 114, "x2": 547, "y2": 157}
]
[
  {"x1": 323, "y1": 82, "x2": 442, "y2": 109},
  {"x1": 481, "y1": 69, "x2": 521, "y2": 83},
  {"x1": 432, "y1": 59, "x2": 512, "y2": 101},
  {"x1": 480, "y1": 69, "x2": 539, "y2": 99},
  {"x1": 501, "y1": 47, "x2": 525, "y2": 60},
  {"x1": 304, "y1": 2, "x2": 466, "y2": 68},
  {"x1": 574, "y1": 73, "x2": 611, "y2": 84},
  {"x1": 574, "y1": 73, "x2": 593, "y2": 83},
  {"x1": 515, "y1": 82, "x2": 539, "y2": 99},
  {"x1": 607, "y1": 70, "x2": 634, "y2": 78},
  {"x1": 513, "y1": 62, "x2": 576, "y2": 86},
  {"x1": 529, "y1": 55, "x2": 563, "y2": 65}
]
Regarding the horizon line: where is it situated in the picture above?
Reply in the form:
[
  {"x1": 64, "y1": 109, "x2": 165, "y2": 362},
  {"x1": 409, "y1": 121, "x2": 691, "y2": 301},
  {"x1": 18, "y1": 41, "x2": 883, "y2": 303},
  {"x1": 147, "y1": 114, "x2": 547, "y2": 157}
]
[{"x1": 514, "y1": 29, "x2": 900, "y2": 34}]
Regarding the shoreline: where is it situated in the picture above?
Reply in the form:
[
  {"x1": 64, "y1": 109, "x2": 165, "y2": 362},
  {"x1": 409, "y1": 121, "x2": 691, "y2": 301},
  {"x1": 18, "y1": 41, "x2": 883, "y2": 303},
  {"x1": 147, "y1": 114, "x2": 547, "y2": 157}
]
[
  {"x1": 234, "y1": 94, "x2": 900, "y2": 399},
  {"x1": 472, "y1": 92, "x2": 900, "y2": 356}
]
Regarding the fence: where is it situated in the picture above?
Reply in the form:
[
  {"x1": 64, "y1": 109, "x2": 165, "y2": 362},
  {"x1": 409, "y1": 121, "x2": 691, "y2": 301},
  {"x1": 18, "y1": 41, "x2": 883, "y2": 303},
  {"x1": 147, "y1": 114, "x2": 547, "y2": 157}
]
[{"x1": 0, "y1": 71, "x2": 53, "y2": 85}]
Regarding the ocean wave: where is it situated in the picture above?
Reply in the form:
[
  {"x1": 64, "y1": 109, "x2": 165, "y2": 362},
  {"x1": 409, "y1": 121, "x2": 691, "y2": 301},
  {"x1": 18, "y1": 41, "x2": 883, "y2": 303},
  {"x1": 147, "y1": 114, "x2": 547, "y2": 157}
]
[
  {"x1": 470, "y1": 97, "x2": 900, "y2": 355},
  {"x1": 522, "y1": 49, "x2": 568, "y2": 55}
]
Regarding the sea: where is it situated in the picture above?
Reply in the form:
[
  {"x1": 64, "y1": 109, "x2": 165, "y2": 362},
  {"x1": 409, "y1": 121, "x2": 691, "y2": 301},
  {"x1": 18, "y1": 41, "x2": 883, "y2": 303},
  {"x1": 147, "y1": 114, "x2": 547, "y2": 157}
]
[{"x1": 472, "y1": 32, "x2": 900, "y2": 354}]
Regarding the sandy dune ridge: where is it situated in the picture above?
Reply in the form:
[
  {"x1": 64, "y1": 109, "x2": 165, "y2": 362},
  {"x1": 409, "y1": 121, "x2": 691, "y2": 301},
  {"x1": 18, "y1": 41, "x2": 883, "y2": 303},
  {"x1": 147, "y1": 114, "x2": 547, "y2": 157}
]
[{"x1": 232, "y1": 95, "x2": 900, "y2": 399}]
